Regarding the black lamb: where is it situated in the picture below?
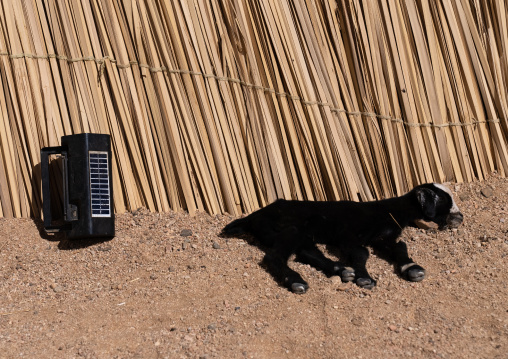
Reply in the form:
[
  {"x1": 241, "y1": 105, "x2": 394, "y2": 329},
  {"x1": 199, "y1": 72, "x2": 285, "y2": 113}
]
[{"x1": 221, "y1": 183, "x2": 463, "y2": 294}]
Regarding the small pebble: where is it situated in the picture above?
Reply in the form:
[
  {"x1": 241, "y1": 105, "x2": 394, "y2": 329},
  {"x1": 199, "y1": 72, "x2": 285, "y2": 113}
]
[
  {"x1": 180, "y1": 229, "x2": 193, "y2": 237},
  {"x1": 212, "y1": 242, "x2": 221, "y2": 249},
  {"x1": 481, "y1": 186, "x2": 494, "y2": 198},
  {"x1": 97, "y1": 245, "x2": 112, "y2": 252},
  {"x1": 132, "y1": 207, "x2": 144, "y2": 216},
  {"x1": 350, "y1": 317, "x2": 362, "y2": 326},
  {"x1": 459, "y1": 193, "x2": 470, "y2": 202},
  {"x1": 480, "y1": 235, "x2": 495, "y2": 242},
  {"x1": 51, "y1": 284, "x2": 64, "y2": 293}
]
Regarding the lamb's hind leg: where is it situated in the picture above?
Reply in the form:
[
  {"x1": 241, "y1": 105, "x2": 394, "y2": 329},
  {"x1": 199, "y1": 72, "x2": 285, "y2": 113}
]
[
  {"x1": 343, "y1": 246, "x2": 376, "y2": 289},
  {"x1": 296, "y1": 244, "x2": 355, "y2": 282},
  {"x1": 261, "y1": 227, "x2": 309, "y2": 294}
]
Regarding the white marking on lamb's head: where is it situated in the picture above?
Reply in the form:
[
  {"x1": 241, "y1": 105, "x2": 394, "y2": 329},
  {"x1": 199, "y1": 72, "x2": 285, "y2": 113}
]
[{"x1": 432, "y1": 183, "x2": 460, "y2": 214}]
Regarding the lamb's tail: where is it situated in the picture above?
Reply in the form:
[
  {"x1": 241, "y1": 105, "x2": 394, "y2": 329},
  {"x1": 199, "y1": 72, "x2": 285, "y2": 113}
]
[{"x1": 221, "y1": 217, "x2": 250, "y2": 237}]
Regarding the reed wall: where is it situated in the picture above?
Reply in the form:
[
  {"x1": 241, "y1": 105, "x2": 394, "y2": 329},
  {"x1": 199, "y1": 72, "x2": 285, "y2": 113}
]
[{"x1": 0, "y1": 0, "x2": 507, "y2": 218}]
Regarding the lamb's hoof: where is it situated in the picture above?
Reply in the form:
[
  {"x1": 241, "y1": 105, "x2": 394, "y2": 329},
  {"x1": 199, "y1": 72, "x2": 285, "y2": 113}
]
[
  {"x1": 290, "y1": 283, "x2": 309, "y2": 294},
  {"x1": 401, "y1": 263, "x2": 425, "y2": 282},
  {"x1": 356, "y1": 277, "x2": 376, "y2": 289},
  {"x1": 335, "y1": 266, "x2": 355, "y2": 282}
]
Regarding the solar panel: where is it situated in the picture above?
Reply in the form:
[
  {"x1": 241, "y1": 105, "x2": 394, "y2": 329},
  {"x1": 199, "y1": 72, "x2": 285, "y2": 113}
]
[{"x1": 89, "y1": 151, "x2": 111, "y2": 217}]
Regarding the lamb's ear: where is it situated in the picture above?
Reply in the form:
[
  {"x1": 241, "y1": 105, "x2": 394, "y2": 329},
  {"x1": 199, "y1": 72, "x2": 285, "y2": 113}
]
[{"x1": 415, "y1": 188, "x2": 438, "y2": 219}]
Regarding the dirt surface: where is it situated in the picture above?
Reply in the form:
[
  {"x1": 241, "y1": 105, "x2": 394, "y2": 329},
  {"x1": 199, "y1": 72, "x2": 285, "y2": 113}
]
[{"x1": 1, "y1": 177, "x2": 507, "y2": 359}]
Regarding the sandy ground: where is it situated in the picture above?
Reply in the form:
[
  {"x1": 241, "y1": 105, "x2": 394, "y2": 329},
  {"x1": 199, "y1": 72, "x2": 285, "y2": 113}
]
[{"x1": 1, "y1": 177, "x2": 507, "y2": 359}]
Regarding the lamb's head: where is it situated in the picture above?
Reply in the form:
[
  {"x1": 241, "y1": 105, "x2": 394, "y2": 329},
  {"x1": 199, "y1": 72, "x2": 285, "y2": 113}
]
[{"x1": 414, "y1": 183, "x2": 463, "y2": 230}]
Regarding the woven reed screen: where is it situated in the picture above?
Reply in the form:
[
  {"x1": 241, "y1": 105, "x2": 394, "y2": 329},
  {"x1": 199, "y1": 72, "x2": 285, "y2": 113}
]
[{"x1": 0, "y1": 0, "x2": 507, "y2": 218}]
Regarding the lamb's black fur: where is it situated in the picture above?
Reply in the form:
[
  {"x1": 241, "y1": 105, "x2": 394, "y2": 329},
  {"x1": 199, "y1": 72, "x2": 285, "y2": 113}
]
[{"x1": 221, "y1": 183, "x2": 463, "y2": 294}]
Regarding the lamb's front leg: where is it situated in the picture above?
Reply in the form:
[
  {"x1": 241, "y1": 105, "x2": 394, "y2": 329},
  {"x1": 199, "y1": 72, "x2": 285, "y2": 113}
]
[{"x1": 372, "y1": 240, "x2": 425, "y2": 282}]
